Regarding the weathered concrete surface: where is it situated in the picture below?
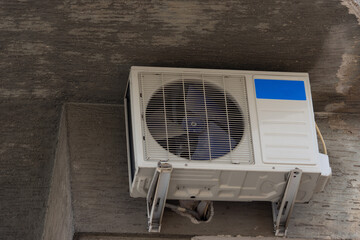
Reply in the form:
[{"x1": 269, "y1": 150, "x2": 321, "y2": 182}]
[
  {"x1": 42, "y1": 106, "x2": 74, "y2": 240},
  {"x1": 43, "y1": 103, "x2": 359, "y2": 239},
  {"x1": 77, "y1": 236, "x2": 189, "y2": 240},
  {"x1": 290, "y1": 112, "x2": 360, "y2": 239},
  {"x1": 0, "y1": 101, "x2": 60, "y2": 240},
  {"x1": 1, "y1": 0, "x2": 360, "y2": 109},
  {"x1": 1, "y1": 0, "x2": 360, "y2": 239},
  {"x1": 193, "y1": 237, "x2": 308, "y2": 240},
  {"x1": 78, "y1": 236, "x2": 308, "y2": 240}
]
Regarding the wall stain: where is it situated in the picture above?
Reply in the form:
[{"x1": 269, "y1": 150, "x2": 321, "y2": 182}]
[
  {"x1": 342, "y1": 0, "x2": 360, "y2": 25},
  {"x1": 336, "y1": 53, "x2": 360, "y2": 95}
]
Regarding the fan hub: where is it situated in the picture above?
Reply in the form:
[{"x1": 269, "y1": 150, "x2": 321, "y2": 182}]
[{"x1": 182, "y1": 115, "x2": 205, "y2": 133}]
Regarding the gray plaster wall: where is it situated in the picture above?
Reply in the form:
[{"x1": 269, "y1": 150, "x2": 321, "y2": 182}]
[{"x1": 1, "y1": 0, "x2": 360, "y2": 239}]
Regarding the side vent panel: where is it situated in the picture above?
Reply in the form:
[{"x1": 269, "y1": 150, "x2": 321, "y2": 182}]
[{"x1": 254, "y1": 76, "x2": 317, "y2": 165}]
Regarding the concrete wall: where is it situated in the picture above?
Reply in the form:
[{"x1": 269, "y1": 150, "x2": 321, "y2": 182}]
[
  {"x1": 0, "y1": 0, "x2": 360, "y2": 239},
  {"x1": 42, "y1": 107, "x2": 74, "y2": 240}
]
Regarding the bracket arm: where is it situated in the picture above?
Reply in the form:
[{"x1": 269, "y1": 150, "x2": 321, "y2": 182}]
[
  {"x1": 272, "y1": 169, "x2": 302, "y2": 237},
  {"x1": 146, "y1": 161, "x2": 173, "y2": 232}
]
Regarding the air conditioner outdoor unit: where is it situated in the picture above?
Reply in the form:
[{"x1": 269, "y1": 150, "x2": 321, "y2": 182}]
[{"x1": 124, "y1": 66, "x2": 331, "y2": 236}]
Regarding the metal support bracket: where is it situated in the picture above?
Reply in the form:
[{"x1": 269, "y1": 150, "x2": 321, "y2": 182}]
[
  {"x1": 146, "y1": 161, "x2": 173, "y2": 232},
  {"x1": 272, "y1": 169, "x2": 302, "y2": 237}
]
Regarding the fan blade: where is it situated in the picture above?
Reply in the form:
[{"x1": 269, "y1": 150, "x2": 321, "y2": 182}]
[
  {"x1": 185, "y1": 85, "x2": 206, "y2": 117},
  {"x1": 182, "y1": 113, "x2": 206, "y2": 133},
  {"x1": 166, "y1": 133, "x2": 192, "y2": 158},
  {"x1": 146, "y1": 109, "x2": 186, "y2": 140},
  {"x1": 185, "y1": 84, "x2": 228, "y2": 123},
  {"x1": 191, "y1": 122, "x2": 236, "y2": 160}
]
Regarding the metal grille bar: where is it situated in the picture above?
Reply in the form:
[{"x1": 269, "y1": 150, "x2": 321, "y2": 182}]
[
  {"x1": 201, "y1": 74, "x2": 212, "y2": 161},
  {"x1": 182, "y1": 74, "x2": 192, "y2": 160},
  {"x1": 222, "y1": 76, "x2": 233, "y2": 163},
  {"x1": 160, "y1": 74, "x2": 169, "y2": 160}
]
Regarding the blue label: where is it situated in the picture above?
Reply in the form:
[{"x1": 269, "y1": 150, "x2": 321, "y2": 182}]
[{"x1": 254, "y1": 79, "x2": 306, "y2": 101}]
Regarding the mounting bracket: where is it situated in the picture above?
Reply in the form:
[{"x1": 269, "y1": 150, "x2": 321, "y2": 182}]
[
  {"x1": 146, "y1": 161, "x2": 173, "y2": 232},
  {"x1": 272, "y1": 169, "x2": 302, "y2": 237}
]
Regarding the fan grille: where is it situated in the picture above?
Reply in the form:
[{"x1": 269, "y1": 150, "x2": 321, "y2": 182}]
[{"x1": 139, "y1": 72, "x2": 254, "y2": 164}]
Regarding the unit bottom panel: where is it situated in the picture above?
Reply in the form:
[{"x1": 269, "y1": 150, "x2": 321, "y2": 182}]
[{"x1": 130, "y1": 168, "x2": 319, "y2": 203}]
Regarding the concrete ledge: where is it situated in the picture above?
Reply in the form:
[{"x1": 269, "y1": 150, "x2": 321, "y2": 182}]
[{"x1": 75, "y1": 234, "x2": 315, "y2": 240}]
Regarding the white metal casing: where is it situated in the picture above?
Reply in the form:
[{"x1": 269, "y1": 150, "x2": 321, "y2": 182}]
[{"x1": 125, "y1": 66, "x2": 331, "y2": 203}]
